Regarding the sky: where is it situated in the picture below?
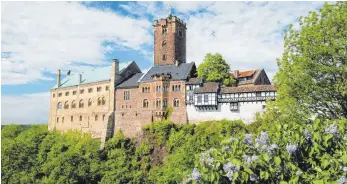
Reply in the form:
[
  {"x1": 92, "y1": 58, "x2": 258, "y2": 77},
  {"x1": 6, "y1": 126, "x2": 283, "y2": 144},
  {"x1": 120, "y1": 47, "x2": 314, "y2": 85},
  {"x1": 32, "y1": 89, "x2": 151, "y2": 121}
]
[{"x1": 1, "y1": 1, "x2": 326, "y2": 125}]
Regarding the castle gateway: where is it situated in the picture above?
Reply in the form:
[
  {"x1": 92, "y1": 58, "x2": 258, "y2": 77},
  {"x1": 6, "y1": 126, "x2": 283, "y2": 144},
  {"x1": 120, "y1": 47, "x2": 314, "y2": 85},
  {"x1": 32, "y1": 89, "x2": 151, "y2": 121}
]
[{"x1": 49, "y1": 14, "x2": 276, "y2": 142}]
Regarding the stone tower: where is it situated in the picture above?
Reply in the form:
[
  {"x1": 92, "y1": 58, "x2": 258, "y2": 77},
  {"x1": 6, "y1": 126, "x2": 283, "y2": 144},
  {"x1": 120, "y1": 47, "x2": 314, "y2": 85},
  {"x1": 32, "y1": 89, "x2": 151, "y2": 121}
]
[{"x1": 153, "y1": 14, "x2": 187, "y2": 66}]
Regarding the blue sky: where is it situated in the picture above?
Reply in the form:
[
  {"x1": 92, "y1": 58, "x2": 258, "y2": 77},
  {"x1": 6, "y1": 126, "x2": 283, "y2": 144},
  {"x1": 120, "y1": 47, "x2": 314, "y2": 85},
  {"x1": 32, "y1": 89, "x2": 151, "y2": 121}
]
[{"x1": 1, "y1": 1, "x2": 325, "y2": 124}]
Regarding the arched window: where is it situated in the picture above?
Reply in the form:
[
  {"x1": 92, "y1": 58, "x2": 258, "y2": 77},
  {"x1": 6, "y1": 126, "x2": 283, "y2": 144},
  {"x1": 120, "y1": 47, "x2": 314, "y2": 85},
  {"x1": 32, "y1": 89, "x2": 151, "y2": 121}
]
[
  {"x1": 79, "y1": 100, "x2": 84, "y2": 108},
  {"x1": 71, "y1": 101, "x2": 76, "y2": 109},
  {"x1": 79, "y1": 115, "x2": 82, "y2": 121},
  {"x1": 57, "y1": 117, "x2": 59, "y2": 123},
  {"x1": 156, "y1": 98, "x2": 161, "y2": 107},
  {"x1": 71, "y1": 116, "x2": 73, "y2": 122},
  {"x1": 163, "y1": 99, "x2": 168, "y2": 107},
  {"x1": 103, "y1": 114, "x2": 106, "y2": 121},
  {"x1": 178, "y1": 85, "x2": 181, "y2": 91},
  {"x1": 64, "y1": 101, "x2": 69, "y2": 109},
  {"x1": 88, "y1": 99, "x2": 92, "y2": 107},
  {"x1": 57, "y1": 102, "x2": 63, "y2": 110},
  {"x1": 97, "y1": 98, "x2": 101, "y2": 105},
  {"x1": 143, "y1": 99, "x2": 149, "y2": 108},
  {"x1": 95, "y1": 115, "x2": 98, "y2": 121},
  {"x1": 102, "y1": 97, "x2": 106, "y2": 105},
  {"x1": 162, "y1": 55, "x2": 166, "y2": 60},
  {"x1": 174, "y1": 98, "x2": 179, "y2": 107},
  {"x1": 162, "y1": 40, "x2": 166, "y2": 47},
  {"x1": 172, "y1": 85, "x2": 175, "y2": 91}
]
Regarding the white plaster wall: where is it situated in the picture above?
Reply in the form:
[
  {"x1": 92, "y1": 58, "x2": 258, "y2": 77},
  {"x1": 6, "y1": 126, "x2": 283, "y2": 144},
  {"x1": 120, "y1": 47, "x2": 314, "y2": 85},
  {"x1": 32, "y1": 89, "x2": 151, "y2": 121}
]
[{"x1": 187, "y1": 101, "x2": 266, "y2": 124}]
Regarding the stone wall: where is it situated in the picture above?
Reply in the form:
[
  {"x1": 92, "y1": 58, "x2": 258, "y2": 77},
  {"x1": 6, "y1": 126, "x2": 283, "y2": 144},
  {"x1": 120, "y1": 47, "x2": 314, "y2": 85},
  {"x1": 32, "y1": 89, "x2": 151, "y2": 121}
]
[
  {"x1": 154, "y1": 16, "x2": 186, "y2": 65},
  {"x1": 114, "y1": 79, "x2": 188, "y2": 137},
  {"x1": 49, "y1": 80, "x2": 112, "y2": 138}
]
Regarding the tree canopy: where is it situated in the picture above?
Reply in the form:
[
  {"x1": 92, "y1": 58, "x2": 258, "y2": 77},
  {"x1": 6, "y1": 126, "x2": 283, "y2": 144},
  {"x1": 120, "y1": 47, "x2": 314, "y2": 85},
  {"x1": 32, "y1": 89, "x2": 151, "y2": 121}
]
[
  {"x1": 274, "y1": 2, "x2": 347, "y2": 119},
  {"x1": 197, "y1": 53, "x2": 236, "y2": 86}
]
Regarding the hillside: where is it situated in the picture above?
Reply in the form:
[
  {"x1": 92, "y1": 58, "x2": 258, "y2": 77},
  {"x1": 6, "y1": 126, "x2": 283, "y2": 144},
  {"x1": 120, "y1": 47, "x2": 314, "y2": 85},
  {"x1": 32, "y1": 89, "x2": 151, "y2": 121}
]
[{"x1": 2, "y1": 117, "x2": 346, "y2": 183}]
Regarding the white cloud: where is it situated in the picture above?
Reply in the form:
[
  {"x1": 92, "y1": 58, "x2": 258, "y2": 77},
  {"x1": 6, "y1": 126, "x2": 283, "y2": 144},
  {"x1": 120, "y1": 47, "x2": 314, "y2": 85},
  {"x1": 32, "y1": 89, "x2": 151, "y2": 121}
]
[
  {"x1": 121, "y1": 2, "x2": 324, "y2": 81},
  {"x1": 1, "y1": 2, "x2": 152, "y2": 85},
  {"x1": 1, "y1": 92, "x2": 50, "y2": 124},
  {"x1": 184, "y1": 2, "x2": 324, "y2": 81}
]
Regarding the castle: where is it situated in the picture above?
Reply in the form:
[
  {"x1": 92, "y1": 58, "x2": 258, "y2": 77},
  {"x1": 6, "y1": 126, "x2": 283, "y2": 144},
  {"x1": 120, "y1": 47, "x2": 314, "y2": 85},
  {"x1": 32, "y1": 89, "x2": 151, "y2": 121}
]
[{"x1": 48, "y1": 14, "x2": 277, "y2": 144}]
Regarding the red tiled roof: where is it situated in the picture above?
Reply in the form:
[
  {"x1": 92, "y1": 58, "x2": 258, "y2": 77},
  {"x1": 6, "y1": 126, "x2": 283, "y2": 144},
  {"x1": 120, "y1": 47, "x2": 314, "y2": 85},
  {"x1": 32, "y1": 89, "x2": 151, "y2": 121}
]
[
  {"x1": 220, "y1": 85, "x2": 276, "y2": 93},
  {"x1": 238, "y1": 70, "x2": 257, "y2": 78}
]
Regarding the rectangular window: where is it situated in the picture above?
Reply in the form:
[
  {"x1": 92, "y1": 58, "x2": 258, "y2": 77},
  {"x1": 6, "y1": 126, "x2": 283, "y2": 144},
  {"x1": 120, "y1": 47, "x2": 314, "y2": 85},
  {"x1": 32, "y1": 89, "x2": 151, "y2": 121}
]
[
  {"x1": 124, "y1": 91, "x2": 130, "y2": 100},
  {"x1": 53, "y1": 94, "x2": 55, "y2": 98},
  {"x1": 58, "y1": 93, "x2": 62, "y2": 97},
  {"x1": 256, "y1": 92, "x2": 261, "y2": 97},
  {"x1": 230, "y1": 102, "x2": 238, "y2": 111},
  {"x1": 65, "y1": 92, "x2": 69, "y2": 96},
  {"x1": 198, "y1": 95, "x2": 202, "y2": 103},
  {"x1": 204, "y1": 95, "x2": 208, "y2": 103},
  {"x1": 106, "y1": 86, "x2": 109, "y2": 91},
  {"x1": 88, "y1": 88, "x2": 93, "y2": 93},
  {"x1": 73, "y1": 91, "x2": 77, "y2": 95},
  {"x1": 80, "y1": 89, "x2": 84, "y2": 94},
  {"x1": 97, "y1": 87, "x2": 102, "y2": 92}
]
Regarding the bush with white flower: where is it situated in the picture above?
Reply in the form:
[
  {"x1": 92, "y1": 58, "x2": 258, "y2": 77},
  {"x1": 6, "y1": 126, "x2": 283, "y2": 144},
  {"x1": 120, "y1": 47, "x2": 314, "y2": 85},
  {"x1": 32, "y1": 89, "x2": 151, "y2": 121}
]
[{"x1": 186, "y1": 119, "x2": 347, "y2": 183}]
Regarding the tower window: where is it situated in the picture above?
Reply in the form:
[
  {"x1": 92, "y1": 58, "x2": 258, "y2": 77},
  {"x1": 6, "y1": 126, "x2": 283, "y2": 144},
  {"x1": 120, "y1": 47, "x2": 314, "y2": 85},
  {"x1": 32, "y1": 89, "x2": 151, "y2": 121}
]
[
  {"x1": 162, "y1": 28, "x2": 167, "y2": 35},
  {"x1": 162, "y1": 55, "x2": 166, "y2": 60},
  {"x1": 162, "y1": 40, "x2": 166, "y2": 47}
]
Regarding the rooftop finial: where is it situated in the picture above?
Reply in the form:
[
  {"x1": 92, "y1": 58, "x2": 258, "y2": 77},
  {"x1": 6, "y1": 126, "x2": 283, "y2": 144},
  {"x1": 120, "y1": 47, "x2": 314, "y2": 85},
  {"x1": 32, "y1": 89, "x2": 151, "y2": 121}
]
[{"x1": 168, "y1": 4, "x2": 172, "y2": 16}]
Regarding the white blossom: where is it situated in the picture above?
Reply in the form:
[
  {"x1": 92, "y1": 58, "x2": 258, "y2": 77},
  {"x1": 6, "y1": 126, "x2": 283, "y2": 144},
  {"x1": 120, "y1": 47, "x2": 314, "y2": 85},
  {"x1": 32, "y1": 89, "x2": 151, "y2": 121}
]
[
  {"x1": 256, "y1": 131, "x2": 268, "y2": 146},
  {"x1": 286, "y1": 144, "x2": 297, "y2": 155},
  {"x1": 304, "y1": 129, "x2": 312, "y2": 140},
  {"x1": 325, "y1": 123, "x2": 338, "y2": 136},
  {"x1": 191, "y1": 168, "x2": 201, "y2": 181},
  {"x1": 296, "y1": 170, "x2": 303, "y2": 176},
  {"x1": 250, "y1": 174, "x2": 259, "y2": 181},
  {"x1": 200, "y1": 151, "x2": 214, "y2": 166},
  {"x1": 337, "y1": 176, "x2": 346, "y2": 184},
  {"x1": 244, "y1": 134, "x2": 253, "y2": 146},
  {"x1": 222, "y1": 146, "x2": 231, "y2": 151}
]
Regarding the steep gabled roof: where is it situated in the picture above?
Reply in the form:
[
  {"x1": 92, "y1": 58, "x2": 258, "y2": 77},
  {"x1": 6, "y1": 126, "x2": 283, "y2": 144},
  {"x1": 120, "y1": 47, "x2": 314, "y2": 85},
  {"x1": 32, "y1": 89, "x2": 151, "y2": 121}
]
[
  {"x1": 186, "y1": 77, "x2": 201, "y2": 85},
  {"x1": 140, "y1": 63, "x2": 195, "y2": 82},
  {"x1": 116, "y1": 73, "x2": 144, "y2": 89},
  {"x1": 51, "y1": 61, "x2": 133, "y2": 89},
  {"x1": 194, "y1": 82, "x2": 219, "y2": 93}
]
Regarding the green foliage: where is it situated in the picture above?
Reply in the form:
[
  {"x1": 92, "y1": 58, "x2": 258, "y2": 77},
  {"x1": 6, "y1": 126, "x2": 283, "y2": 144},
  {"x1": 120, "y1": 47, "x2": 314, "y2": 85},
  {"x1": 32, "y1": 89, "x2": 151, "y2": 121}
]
[
  {"x1": 188, "y1": 118, "x2": 347, "y2": 183},
  {"x1": 274, "y1": 2, "x2": 347, "y2": 119},
  {"x1": 197, "y1": 53, "x2": 236, "y2": 86}
]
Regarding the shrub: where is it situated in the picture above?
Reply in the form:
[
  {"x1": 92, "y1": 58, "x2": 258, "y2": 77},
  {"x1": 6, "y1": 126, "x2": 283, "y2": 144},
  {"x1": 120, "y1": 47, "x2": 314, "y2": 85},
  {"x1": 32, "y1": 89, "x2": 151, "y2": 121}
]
[{"x1": 186, "y1": 118, "x2": 347, "y2": 183}]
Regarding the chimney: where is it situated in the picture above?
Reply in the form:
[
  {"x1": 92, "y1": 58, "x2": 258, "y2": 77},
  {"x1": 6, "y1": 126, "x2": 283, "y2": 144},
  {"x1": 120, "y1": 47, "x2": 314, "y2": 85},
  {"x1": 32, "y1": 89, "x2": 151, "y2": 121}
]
[
  {"x1": 175, "y1": 60, "x2": 179, "y2": 66},
  {"x1": 56, "y1": 69, "x2": 61, "y2": 88},
  {"x1": 112, "y1": 59, "x2": 119, "y2": 74},
  {"x1": 234, "y1": 70, "x2": 239, "y2": 78},
  {"x1": 78, "y1": 74, "x2": 82, "y2": 84}
]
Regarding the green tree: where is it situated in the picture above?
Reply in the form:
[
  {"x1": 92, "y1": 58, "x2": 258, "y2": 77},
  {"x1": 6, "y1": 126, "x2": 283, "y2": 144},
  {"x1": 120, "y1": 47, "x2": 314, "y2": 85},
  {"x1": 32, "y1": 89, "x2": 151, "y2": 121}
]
[
  {"x1": 197, "y1": 53, "x2": 236, "y2": 86},
  {"x1": 274, "y1": 2, "x2": 347, "y2": 119}
]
